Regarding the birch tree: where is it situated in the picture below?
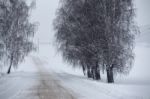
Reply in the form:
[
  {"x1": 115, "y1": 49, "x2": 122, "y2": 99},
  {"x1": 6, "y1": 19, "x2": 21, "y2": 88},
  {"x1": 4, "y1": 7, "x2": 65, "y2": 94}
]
[
  {"x1": 0, "y1": 0, "x2": 36, "y2": 74},
  {"x1": 54, "y1": 0, "x2": 138, "y2": 82}
]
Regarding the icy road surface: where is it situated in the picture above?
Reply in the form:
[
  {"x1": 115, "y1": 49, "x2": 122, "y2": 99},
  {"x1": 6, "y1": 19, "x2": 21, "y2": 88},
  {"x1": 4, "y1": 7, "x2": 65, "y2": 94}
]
[{"x1": 0, "y1": 56, "x2": 75, "y2": 99}]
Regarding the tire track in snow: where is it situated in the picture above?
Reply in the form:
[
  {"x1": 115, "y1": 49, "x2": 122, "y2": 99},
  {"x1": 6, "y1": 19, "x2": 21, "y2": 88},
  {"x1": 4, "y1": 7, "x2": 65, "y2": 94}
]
[{"x1": 29, "y1": 56, "x2": 76, "y2": 99}]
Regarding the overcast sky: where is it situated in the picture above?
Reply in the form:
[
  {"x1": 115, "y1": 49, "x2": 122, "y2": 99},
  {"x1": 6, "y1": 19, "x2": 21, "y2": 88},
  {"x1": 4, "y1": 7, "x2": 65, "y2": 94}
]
[
  {"x1": 135, "y1": 0, "x2": 150, "y2": 26},
  {"x1": 30, "y1": 0, "x2": 59, "y2": 42}
]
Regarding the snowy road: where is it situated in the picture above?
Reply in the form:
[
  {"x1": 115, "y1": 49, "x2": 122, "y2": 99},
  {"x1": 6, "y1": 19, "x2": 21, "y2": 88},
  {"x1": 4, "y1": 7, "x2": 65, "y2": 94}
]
[
  {"x1": 0, "y1": 56, "x2": 75, "y2": 99},
  {"x1": 0, "y1": 54, "x2": 150, "y2": 99}
]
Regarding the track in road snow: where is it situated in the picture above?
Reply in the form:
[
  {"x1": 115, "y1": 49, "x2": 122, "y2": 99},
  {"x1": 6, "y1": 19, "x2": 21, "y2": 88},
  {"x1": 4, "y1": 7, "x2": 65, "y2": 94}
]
[
  {"x1": 0, "y1": 56, "x2": 75, "y2": 99},
  {"x1": 1, "y1": 53, "x2": 150, "y2": 99}
]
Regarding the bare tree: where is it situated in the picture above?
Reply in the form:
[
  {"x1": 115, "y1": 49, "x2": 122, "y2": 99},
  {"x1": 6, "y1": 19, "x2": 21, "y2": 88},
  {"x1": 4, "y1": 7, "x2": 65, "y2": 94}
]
[
  {"x1": 54, "y1": 0, "x2": 103, "y2": 80},
  {"x1": 0, "y1": 0, "x2": 36, "y2": 74},
  {"x1": 54, "y1": 0, "x2": 138, "y2": 83},
  {"x1": 100, "y1": 0, "x2": 138, "y2": 83},
  {"x1": 0, "y1": 0, "x2": 9, "y2": 70}
]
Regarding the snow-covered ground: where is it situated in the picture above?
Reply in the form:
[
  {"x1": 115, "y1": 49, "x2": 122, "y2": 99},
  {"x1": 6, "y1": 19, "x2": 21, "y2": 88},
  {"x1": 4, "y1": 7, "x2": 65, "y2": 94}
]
[
  {"x1": 0, "y1": 42, "x2": 150, "y2": 99},
  {"x1": 54, "y1": 44, "x2": 150, "y2": 99},
  {"x1": 8, "y1": 41, "x2": 148, "y2": 99},
  {"x1": 1, "y1": 26, "x2": 150, "y2": 99},
  {"x1": 0, "y1": 0, "x2": 150, "y2": 98}
]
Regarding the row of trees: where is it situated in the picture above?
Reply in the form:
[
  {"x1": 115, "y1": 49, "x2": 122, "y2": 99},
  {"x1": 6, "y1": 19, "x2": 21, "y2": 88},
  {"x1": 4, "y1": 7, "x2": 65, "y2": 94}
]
[
  {"x1": 0, "y1": 0, "x2": 36, "y2": 74},
  {"x1": 54, "y1": 0, "x2": 139, "y2": 83}
]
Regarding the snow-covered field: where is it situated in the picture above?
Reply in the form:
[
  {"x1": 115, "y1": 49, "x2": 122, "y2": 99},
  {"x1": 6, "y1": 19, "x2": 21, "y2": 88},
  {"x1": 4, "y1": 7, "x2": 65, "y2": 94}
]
[
  {"x1": 54, "y1": 44, "x2": 150, "y2": 98},
  {"x1": 17, "y1": 43, "x2": 150, "y2": 99},
  {"x1": 0, "y1": 0, "x2": 150, "y2": 98},
  {"x1": 0, "y1": 38, "x2": 150, "y2": 99}
]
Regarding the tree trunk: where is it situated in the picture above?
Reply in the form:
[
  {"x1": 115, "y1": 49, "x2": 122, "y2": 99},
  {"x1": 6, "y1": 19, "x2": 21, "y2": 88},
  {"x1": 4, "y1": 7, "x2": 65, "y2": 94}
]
[
  {"x1": 106, "y1": 67, "x2": 114, "y2": 83},
  {"x1": 87, "y1": 67, "x2": 92, "y2": 78},
  {"x1": 94, "y1": 61, "x2": 101, "y2": 80},
  {"x1": 91, "y1": 67, "x2": 95, "y2": 79},
  {"x1": 7, "y1": 55, "x2": 13, "y2": 74},
  {"x1": 95, "y1": 66, "x2": 101, "y2": 80},
  {"x1": 82, "y1": 65, "x2": 86, "y2": 76}
]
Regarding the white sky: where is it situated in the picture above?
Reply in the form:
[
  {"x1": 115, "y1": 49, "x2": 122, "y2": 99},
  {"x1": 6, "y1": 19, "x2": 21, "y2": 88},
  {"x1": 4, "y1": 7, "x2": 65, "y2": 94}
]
[
  {"x1": 135, "y1": 0, "x2": 150, "y2": 26},
  {"x1": 30, "y1": 0, "x2": 59, "y2": 43}
]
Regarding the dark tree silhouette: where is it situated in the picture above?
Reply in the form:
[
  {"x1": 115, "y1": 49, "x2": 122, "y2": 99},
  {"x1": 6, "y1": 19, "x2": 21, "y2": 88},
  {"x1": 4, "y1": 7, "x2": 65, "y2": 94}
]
[
  {"x1": 0, "y1": 0, "x2": 36, "y2": 74},
  {"x1": 100, "y1": 0, "x2": 138, "y2": 83},
  {"x1": 54, "y1": 0, "x2": 138, "y2": 83}
]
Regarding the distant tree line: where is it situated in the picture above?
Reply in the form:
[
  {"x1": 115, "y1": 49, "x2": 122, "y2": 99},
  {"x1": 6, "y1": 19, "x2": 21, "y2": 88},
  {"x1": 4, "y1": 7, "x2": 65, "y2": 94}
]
[
  {"x1": 54, "y1": 0, "x2": 139, "y2": 83},
  {"x1": 0, "y1": 0, "x2": 36, "y2": 74}
]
